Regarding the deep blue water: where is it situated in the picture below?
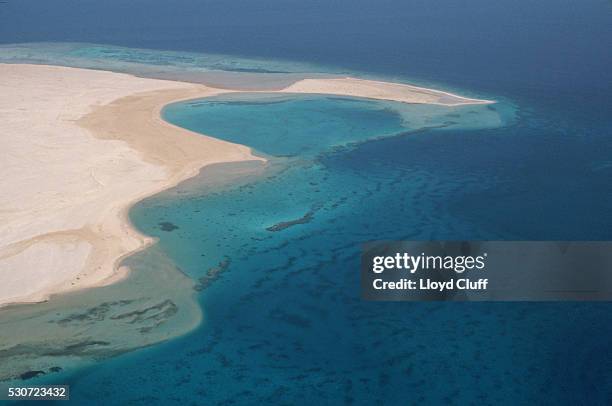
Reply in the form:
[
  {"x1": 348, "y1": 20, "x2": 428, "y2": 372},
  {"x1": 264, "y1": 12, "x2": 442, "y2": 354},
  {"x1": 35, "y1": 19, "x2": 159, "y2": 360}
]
[
  {"x1": 3, "y1": 0, "x2": 612, "y2": 404},
  {"x1": 2, "y1": 0, "x2": 611, "y2": 94}
]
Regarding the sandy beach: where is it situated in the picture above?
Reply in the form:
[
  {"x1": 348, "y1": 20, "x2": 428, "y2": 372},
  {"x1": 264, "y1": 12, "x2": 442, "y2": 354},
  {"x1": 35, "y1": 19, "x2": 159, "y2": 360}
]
[
  {"x1": 0, "y1": 64, "x2": 491, "y2": 308},
  {"x1": 281, "y1": 77, "x2": 494, "y2": 106},
  {"x1": 0, "y1": 64, "x2": 258, "y2": 308}
]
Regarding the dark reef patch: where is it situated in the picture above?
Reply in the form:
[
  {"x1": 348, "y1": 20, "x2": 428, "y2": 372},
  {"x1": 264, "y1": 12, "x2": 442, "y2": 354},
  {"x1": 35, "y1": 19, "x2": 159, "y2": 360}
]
[
  {"x1": 20, "y1": 370, "x2": 45, "y2": 380},
  {"x1": 266, "y1": 210, "x2": 315, "y2": 232},
  {"x1": 194, "y1": 257, "x2": 232, "y2": 291},
  {"x1": 158, "y1": 221, "x2": 179, "y2": 232}
]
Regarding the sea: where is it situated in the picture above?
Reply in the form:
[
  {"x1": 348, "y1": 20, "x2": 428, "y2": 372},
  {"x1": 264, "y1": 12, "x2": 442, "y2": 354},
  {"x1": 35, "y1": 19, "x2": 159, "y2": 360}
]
[{"x1": 1, "y1": 0, "x2": 612, "y2": 404}]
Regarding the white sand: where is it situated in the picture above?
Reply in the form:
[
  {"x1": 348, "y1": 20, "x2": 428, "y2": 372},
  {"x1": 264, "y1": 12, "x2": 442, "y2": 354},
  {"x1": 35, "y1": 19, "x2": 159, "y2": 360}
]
[
  {"x1": 0, "y1": 64, "x2": 492, "y2": 307},
  {"x1": 282, "y1": 77, "x2": 494, "y2": 106},
  {"x1": 0, "y1": 64, "x2": 256, "y2": 307}
]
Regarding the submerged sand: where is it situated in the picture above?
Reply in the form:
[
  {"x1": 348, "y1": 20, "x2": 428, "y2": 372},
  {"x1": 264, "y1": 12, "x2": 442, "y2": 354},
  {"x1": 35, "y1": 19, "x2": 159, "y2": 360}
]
[{"x1": 0, "y1": 63, "x2": 491, "y2": 379}]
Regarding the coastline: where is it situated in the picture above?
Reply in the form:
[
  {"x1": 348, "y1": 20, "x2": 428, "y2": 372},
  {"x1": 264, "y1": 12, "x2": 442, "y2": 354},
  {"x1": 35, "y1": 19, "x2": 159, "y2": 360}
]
[
  {"x1": 0, "y1": 63, "x2": 493, "y2": 308},
  {"x1": 0, "y1": 64, "x2": 258, "y2": 308},
  {"x1": 74, "y1": 86, "x2": 264, "y2": 304}
]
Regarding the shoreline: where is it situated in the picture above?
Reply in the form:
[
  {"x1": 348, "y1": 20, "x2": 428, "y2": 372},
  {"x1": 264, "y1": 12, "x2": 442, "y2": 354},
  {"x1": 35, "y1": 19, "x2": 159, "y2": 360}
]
[
  {"x1": 87, "y1": 87, "x2": 266, "y2": 306},
  {"x1": 0, "y1": 63, "x2": 493, "y2": 309},
  {"x1": 278, "y1": 77, "x2": 495, "y2": 106},
  {"x1": 0, "y1": 64, "x2": 257, "y2": 308}
]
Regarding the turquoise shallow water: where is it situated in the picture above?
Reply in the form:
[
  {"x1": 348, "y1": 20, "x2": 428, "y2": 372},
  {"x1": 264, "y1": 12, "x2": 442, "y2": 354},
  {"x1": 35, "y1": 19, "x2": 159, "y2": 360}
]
[{"x1": 149, "y1": 93, "x2": 510, "y2": 282}]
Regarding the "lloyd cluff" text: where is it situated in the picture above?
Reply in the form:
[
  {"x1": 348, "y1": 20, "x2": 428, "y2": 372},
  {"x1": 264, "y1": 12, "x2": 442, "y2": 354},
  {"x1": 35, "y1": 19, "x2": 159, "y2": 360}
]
[{"x1": 372, "y1": 278, "x2": 489, "y2": 291}]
